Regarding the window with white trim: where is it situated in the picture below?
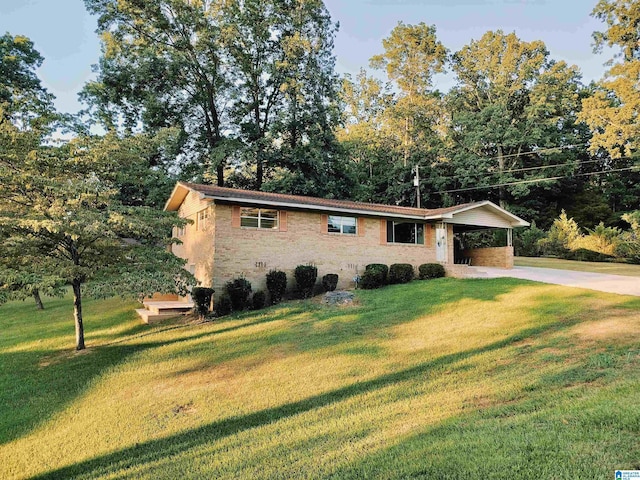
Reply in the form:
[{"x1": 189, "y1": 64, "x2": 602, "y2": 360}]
[
  {"x1": 241, "y1": 208, "x2": 279, "y2": 229},
  {"x1": 387, "y1": 221, "x2": 424, "y2": 244},
  {"x1": 328, "y1": 215, "x2": 357, "y2": 235},
  {"x1": 176, "y1": 225, "x2": 186, "y2": 237},
  {"x1": 197, "y1": 208, "x2": 209, "y2": 231}
]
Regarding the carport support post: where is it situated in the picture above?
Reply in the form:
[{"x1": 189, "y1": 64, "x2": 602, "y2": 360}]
[{"x1": 507, "y1": 228, "x2": 513, "y2": 247}]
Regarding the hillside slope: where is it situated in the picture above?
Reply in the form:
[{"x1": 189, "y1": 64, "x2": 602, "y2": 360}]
[{"x1": 1, "y1": 278, "x2": 639, "y2": 479}]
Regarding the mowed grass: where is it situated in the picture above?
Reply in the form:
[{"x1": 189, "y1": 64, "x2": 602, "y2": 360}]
[
  {"x1": 1, "y1": 279, "x2": 639, "y2": 479},
  {"x1": 515, "y1": 256, "x2": 640, "y2": 277}
]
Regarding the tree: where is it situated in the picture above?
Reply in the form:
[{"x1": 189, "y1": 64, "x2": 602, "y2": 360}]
[
  {"x1": 82, "y1": 0, "x2": 229, "y2": 184},
  {"x1": 578, "y1": 0, "x2": 640, "y2": 159},
  {"x1": 444, "y1": 31, "x2": 584, "y2": 216},
  {"x1": 0, "y1": 32, "x2": 55, "y2": 126},
  {"x1": 0, "y1": 117, "x2": 193, "y2": 350},
  {"x1": 339, "y1": 23, "x2": 448, "y2": 207},
  {"x1": 0, "y1": 233, "x2": 66, "y2": 309},
  {"x1": 370, "y1": 22, "x2": 447, "y2": 169},
  {"x1": 83, "y1": 0, "x2": 345, "y2": 193}
]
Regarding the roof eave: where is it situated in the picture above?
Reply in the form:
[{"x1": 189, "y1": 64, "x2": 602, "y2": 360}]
[
  {"x1": 164, "y1": 182, "x2": 191, "y2": 212},
  {"x1": 204, "y1": 195, "x2": 428, "y2": 220}
]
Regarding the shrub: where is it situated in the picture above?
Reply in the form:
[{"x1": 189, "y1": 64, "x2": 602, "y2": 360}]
[
  {"x1": 225, "y1": 277, "x2": 252, "y2": 311},
  {"x1": 539, "y1": 210, "x2": 581, "y2": 256},
  {"x1": 617, "y1": 211, "x2": 640, "y2": 263},
  {"x1": 191, "y1": 287, "x2": 215, "y2": 320},
  {"x1": 322, "y1": 273, "x2": 339, "y2": 292},
  {"x1": 294, "y1": 265, "x2": 318, "y2": 298},
  {"x1": 514, "y1": 220, "x2": 545, "y2": 257},
  {"x1": 266, "y1": 270, "x2": 287, "y2": 304},
  {"x1": 360, "y1": 263, "x2": 388, "y2": 289},
  {"x1": 388, "y1": 264, "x2": 414, "y2": 284},
  {"x1": 215, "y1": 294, "x2": 233, "y2": 317},
  {"x1": 251, "y1": 290, "x2": 266, "y2": 310},
  {"x1": 419, "y1": 263, "x2": 445, "y2": 280}
]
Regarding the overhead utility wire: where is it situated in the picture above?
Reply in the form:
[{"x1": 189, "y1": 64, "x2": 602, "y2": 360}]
[
  {"x1": 435, "y1": 166, "x2": 640, "y2": 194},
  {"x1": 439, "y1": 143, "x2": 587, "y2": 166}
]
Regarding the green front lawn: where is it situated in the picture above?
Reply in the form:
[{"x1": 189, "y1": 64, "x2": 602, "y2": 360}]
[
  {"x1": 515, "y1": 256, "x2": 640, "y2": 277},
  {"x1": 1, "y1": 279, "x2": 639, "y2": 479}
]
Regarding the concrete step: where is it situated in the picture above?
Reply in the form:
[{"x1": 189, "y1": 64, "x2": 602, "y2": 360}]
[
  {"x1": 136, "y1": 308, "x2": 184, "y2": 325},
  {"x1": 143, "y1": 301, "x2": 194, "y2": 315}
]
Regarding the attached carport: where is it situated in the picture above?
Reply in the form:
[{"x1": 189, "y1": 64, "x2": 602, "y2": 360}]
[{"x1": 424, "y1": 201, "x2": 530, "y2": 270}]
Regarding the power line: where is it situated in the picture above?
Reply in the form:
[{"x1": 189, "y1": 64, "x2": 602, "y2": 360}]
[
  {"x1": 435, "y1": 166, "x2": 640, "y2": 194},
  {"x1": 504, "y1": 158, "x2": 606, "y2": 174},
  {"x1": 438, "y1": 143, "x2": 587, "y2": 166}
]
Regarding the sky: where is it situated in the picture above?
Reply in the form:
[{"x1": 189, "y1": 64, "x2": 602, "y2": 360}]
[{"x1": 0, "y1": 0, "x2": 614, "y2": 115}]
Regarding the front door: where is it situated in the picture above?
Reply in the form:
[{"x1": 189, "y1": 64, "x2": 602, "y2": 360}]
[{"x1": 435, "y1": 223, "x2": 447, "y2": 263}]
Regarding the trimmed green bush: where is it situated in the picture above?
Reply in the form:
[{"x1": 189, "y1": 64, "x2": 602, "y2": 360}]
[
  {"x1": 294, "y1": 265, "x2": 318, "y2": 298},
  {"x1": 266, "y1": 270, "x2": 287, "y2": 304},
  {"x1": 322, "y1": 273, "x2": 339, "y2": 292},
  {"x1": 360, "y1": 263, "x2": 388, "y2": 289},
  {"x1": 419, "y1": 263, "x2": 445, "y2": 280},
  {"x1": 366, "y1": 264, "x2": 388, "y2": 282},
  {"x1": 388, "y1": 264, "x2": 414, "y2": 284},
  {"x1": 251, "y1": 290, "x2": 266, "y2": 310},
  {"x1": 191, "y1": 287, "x2": 215, "y2": 319},
  {"x1": 225, "y1": 278, "x2": 252, "y2": 311},
  {"x1": 215, "y1": 294, "x2": 232, "y2": 317}
]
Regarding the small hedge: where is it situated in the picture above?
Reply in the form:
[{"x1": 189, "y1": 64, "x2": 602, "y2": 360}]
[
  {"x1": 388, "y1": 263, "x2": 414, "y2": 284},
  {"x1": 225, "y1": 278, "x2": 252, "y2": 311},
  {"x1": 266, "y1": 270, "x2": 287, "y2": 304},
  {"x1": 295, "y1": 265, "x2": 318, "y2": 298},
  {"x1": 419, "y1": 263, "x2": 445, "y2": 280},
  {"x1": 322, "y1": 273, "x2": 339, "y2": 292},
  {"x1": 191, "y1": 287, "x2": 215, "y2": 319},
  {"x1": 251, "y1": 290, "x2": 266, "y2": 310},
  {"x1": 360, "y1": 263, "x2": 388, "y2": 289},
  {"x1": 215, "y1": 294, "x2": 232, "y2": 317}
]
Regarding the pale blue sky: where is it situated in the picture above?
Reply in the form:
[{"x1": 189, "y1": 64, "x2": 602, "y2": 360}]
[{"x1": 0, "y1": 0, "x2": 612, "y2": 115}]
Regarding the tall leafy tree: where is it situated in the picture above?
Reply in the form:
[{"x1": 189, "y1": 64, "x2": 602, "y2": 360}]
[
  {"x1": 443, "y1": 31, "x2": 584, "y2": 216},
  {"x1": 339, "y1": 23, "x2": 448, "y2": 206},
  {"x1": 578, "y1": 0, "x2": 640, "y2": 213},
  {"x1": 82, "y1": 0, "x2": 229, "y2": 185},
  {"x1": 83, "y1": 0, "x2": 345, "y2": 194},
  {"x1": 0, "y1": 32, "x2": 55, "y2": 127}
]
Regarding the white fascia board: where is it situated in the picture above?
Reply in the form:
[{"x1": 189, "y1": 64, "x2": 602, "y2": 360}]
[
  {"x1": 205, "y1": 195, "x2": 427, "y2": 220},
  {"x1": 425, "y1": 201, "x2": 530, "y2": 227},
  {"x1": 163, "y1": 183, "x2": 190, "y2": 211}
]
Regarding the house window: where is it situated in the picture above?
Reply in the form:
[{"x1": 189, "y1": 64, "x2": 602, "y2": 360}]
[
  {"x1": 387, "y1": 221, "x2": 424, "y2": 244},
  {"x1": 328, "y1": 215, "x2": 357, "y2": 235},
  {"x1": 240, "y1": 208, "x2": 279, "y2": 229},
  {"x1": 197, "y1": 208, "x2": 209, "y2": 231},
  {"x1": 176, "y1": 225, "x2": 186, "y2": 237}
]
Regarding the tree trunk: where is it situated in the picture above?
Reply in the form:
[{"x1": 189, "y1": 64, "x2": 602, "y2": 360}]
[
  {"x1": 33, "y1": 289, "x2": 44, "y2": 310},
  {"x1": 72, "y1": 279, "x2": 85, "y2": 351}
]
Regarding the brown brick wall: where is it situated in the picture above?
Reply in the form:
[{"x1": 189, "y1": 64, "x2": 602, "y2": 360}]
[
  {"x1": 463, "y1": 246, "x2": 514, "y2": 269},
  {"x1": 212, "y1": 204, "x2": 438, "y2": 296}
]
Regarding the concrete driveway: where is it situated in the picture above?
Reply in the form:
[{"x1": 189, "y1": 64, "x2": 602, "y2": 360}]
[{"x1": 474, "y1": 266, "x2": 640, "y2": 297}]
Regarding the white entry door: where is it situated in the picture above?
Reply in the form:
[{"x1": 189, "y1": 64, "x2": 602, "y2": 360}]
[{"x1": 435, "y1": 224, "x2": 447, "y2": 263}]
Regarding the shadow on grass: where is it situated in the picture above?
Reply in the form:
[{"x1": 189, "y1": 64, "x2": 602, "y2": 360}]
[
  {"x1": 0, "y1": 308, "x2": 297, "y2": 446},
  {"x1": 30, "y1": 315, "x2": 584, "y2": 480}
]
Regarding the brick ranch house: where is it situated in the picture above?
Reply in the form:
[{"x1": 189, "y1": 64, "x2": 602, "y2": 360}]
[{"x1": 163, "y1": 182, "x2": 529, "y2": 298}]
